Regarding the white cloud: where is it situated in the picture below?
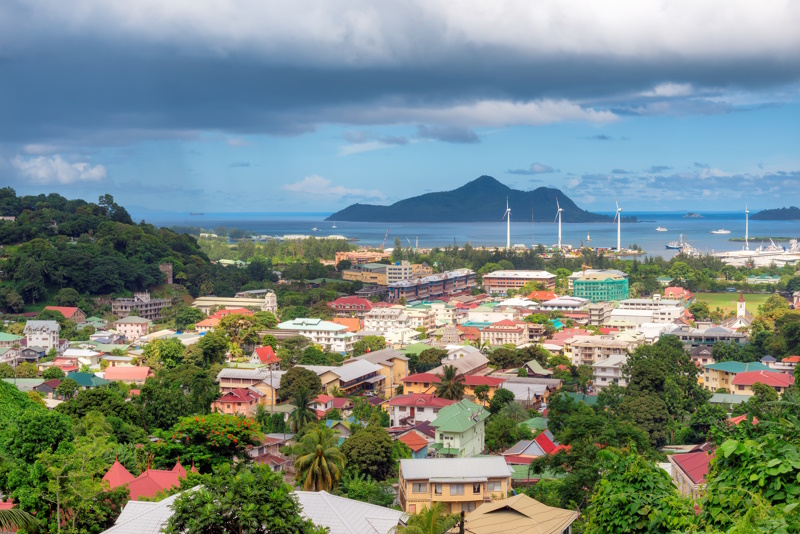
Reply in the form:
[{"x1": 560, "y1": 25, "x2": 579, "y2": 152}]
[
  {"x1": 639, "y1": 83, "x2": 694, "y2": 98},
  {"x1": 22, "y1": 144, "x2": 64, "y2": 155},
  {"x1": 11, "y1": 155, "x2": 107, "y2": 184},
  {"x1": 283, "y1": 174, "x2": 385, "y2": 201}
]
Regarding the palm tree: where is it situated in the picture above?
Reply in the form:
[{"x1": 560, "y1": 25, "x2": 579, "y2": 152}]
[
  {"x1": 288, "y1": 387, "x2": 317, "y2": 432},
  {"x1": 392, "y1": 502, "x2": 458, "y2": 534},
  {"x1": 435, "y1": 365, "x2": 465, "y2": 401},
  {"x1": 293, "y1": 424, "x2": 346, "y2": 491},
  {"x1": 329, "y1": 385, "x2": 344, "y2": 398},
  {"x1": 499, "y1": 400, "x2": 528, "y2": 423},
  {"x1": 0, "y1": 508, "x2": 39, "y2": 532}
]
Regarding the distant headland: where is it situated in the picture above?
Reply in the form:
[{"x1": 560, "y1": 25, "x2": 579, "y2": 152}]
[
  {"x1": 751, "y1": 207, "x2": 800, "y2": 221},
  {"x1": 325, "y1": 176, "x2": 637, "y2": 223}
]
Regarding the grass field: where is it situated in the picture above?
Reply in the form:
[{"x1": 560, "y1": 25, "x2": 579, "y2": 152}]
[{"x1": 695, "y1": 292, "x2": 771, "y2": 314}]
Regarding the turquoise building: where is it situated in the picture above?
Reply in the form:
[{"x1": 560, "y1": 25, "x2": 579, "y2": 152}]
[{"x1": 573, "y1": 272, "x2": 629, "y2": 302}]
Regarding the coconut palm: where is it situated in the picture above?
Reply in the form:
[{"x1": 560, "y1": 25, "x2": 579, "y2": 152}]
[
  {"x1": 434, "y1": 365, "x2": 465, "y2": 401},
  {"x1": 499, "y1": 400, "x2": 528, "y2": 423},
  {"x1": 0, "y1": 508, "x2": 39, "y2": 532},
  {"x1": 293, "y1": 424, "x2": 346, "y2": 491},
  {"x1": 392, "y1": 502, "x2": 458, "y2": 534},
  {"x1": 288, "y1": 387, "x2": 317, "y2": 432}
]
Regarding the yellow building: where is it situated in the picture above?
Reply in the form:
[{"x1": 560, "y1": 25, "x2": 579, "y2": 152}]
[
  {"x1": 342, "y1": 269, "x2": 388, "y2": 285},
  {"x1": 344, "y1": 348, "x2": 409, "y2": 398},
  {"x1": 402, "y1": 372, "x2": 506, "y2": 401},
  {"x1": 702, "y1": 361, "x2": 776, "y2": 392},
  {"x1": 398, "y1": 457, "x2": 513, "y2": 514}
]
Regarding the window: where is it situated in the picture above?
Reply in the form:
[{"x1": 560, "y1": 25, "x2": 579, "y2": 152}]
[
  {"x1": 487, "y1": 481, "x2": 502, "y2": 492},
  {"x1": 463, "y1": 502, "x2": 477, "y2": 513},
  {"x1": 473, "y1": 483, "x2": 481, "y2": 494},
  {"x1": 434, "y1": 484, "x2": 442, "y2": 495},
  {"x1": 417, "y1": 407, "x2": 424, "y2": 412},
  {"x1": 412, "y1": 483, "x2": 427, "y2": 493},
  {"x1": 451, "y1": 484, "x2": 464, "y2": 495}
]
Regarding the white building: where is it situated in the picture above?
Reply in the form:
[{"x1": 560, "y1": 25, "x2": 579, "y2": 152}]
[
  {"x1": 618, "y1": 295, "x2": 682, "y2": 310},
  {"x1": 276, "y1": 318, "x2": 355, "y2": 353},
  {"x1": 608, "y1": 309, "x2": 654, "y2": 325},
  {"x1": 465, "y1": 305, "x2": 517, "y2": 324},
  {"x1": 24, "y1": 320, "x2": 60, "y2": 352},
  {"x1": 386, "y1": 261, "x2": 415, "y2": 284},
  {"x1": 115, "y1": 316, "x2": 151, "y2": 341},
  {"x1": 538, "y1": 296, "x2": 590, "y2": 312},
  {"x1": 592, "y1": 353, "x2": 629, "y2": 390},
  {"x1": 569, "y1": 336, "x2": 638, "y2": 367},
  {"x1": 482, "y1": 270, "x2": 556, "y2": 295},
  {"x1": 364, "y1": 308, "x2": 411, "y2": 333}
]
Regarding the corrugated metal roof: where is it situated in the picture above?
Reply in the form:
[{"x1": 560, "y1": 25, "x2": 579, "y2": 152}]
[
  {"x1": 400, "y1": 457, "x2": 513, "y2": 481},
  {"x1": 295, "y1": 491, "x2": 405, "y2": 534}
]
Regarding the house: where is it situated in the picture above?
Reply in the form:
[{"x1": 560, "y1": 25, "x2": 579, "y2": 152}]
[
  {"x1": 592, "y1": 353, "x2": 628, "y2": 391},
  {"x1": 85, "y1": 316, "x2": 108, "y2": 330},
  {"x1": 398, "y1": 432, "x2": 430, "y2": 459},
  {"x1": 103, "y1": 459, "x2": 192, "y2": 501},
  {"x1": 522, "y1": 360, "x2": 553, "y2": 378},
  {"x1": 310, "y1": 394, "x2": 354, "y2": 418},
  {"x1": 456, "y1": 493, "x2": 579, "y2": 534},
  {"x1": 44, "y1": 306, "x2": 87, "y2": 325},
  {"x1": 295, "y1": 490, "x2": 406, "y2": 534},
  {"x1": 103, "y1": 366, "x2": 153, "y2": 385},
  {"x1": 402, "y1": 373, "x2": 506, "y2": 400},
  {"x1": 250, "y1": 346, "x2": 281, "y2": 370},
  {"x1": 668, "y1": 451, "x2": 714, "y2": 499},
  {"x1": 691, "y1": 346, "x2": 715, "y2": 368},
  {"x1": 216, "y1": 368, "x2": 284, "y2": 406},
  {"x1": 24, "y1": 320, "x2": 60, "y2": 353},
  {"x1": 115, "y1": 316, "x2": 151, "y2": 341},
  {"x1": 102, "y1": 355, "x2": 135, "y2": 368},
  {"x1": 664, "y1": 286, "x2": 694, "y2": 304},
  {"x1": 34, "y1": 378, "x2": 63, "y2": 399},
  {"x1": 702, "y1": 361, "x2": 778, "y2": 392},
  {"x1": 325, "y1": 418, "x2": 356, "y2": 438},
  {"x1": 430, "y1": 399, "x2": 489, "y2": 458},
  {"x1": 276, "y1": 318, "x2": 355, "y2": 353},
  {"x1": 501, "y1": 431, "x2": 564, "y2": 461},
  {"x1": 730, "y1": 370, "x2": 795, "y2": 395},
  {"x1": 345, "y1": 348, "x2": 409, "y2": 398},
  {"x1": 387, "y1": 394, "x2": 457, "y2": 427},
  {"x1": 482, "y1": 270, "x2": 556, "y2": 295},
  {"x1": 398, "y1": 457, "x2": 513, "y2": 514},
  {"x1": 327, "y1": 296, "x2": 373, "y2": 318},
  {"x1": 212, "y1": 387, "x2": 263, "y2": 416},
  {"x1": 297, "y1": 360, "x2": 386, "y2": 395},
  {"x1": 429, "y1": 350, "x2": 489, "y2": 378},
  {"x1": 363, "y1": 308, "x2": 410, "y2": 333},
  {"x1": 708, "y1": 392, "x2": 750, "y2": 406},
  {"x1": 66, "y1": 371, "x2": 109, "y2": 389},
  {"x1": 527, "y1": 290, "x2": 558, "y2": 302},
  {"x1": 0, "y1": 332, "x2": 23, "y2": 348},
  {"x1": 18, "y1": 346, "x2": 46, "y2": 363},
  {"x1": 194, "y1": 316, "x2": 220, "y2": 333}
]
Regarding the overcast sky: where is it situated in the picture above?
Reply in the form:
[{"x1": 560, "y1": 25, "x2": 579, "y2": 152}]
[{"x1": 1, "y1": 0, "x2": 799, "y2": 213}]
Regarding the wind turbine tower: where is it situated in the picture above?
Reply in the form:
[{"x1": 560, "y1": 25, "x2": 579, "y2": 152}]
[
  {"x1": 745, "y1": 205, "x2": 750, "y2": 250},
  {"x1": 614, "y1": 198, "x2": 622, "y2": 252},
  {"x1": 554, "y1": 198, "x2": 564, "y2": 250},
  {"x1": 502, "y1": 197, "x2": 511, "y2": 249}
]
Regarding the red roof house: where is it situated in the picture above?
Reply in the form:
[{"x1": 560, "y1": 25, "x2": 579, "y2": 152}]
[
  {"x1": 332, "y1": 317, "x2": 362, "y2": 332},
  {"x1": 727, "y1": 414, "x2": 760, "y2": 426},
  {"x1": 44, "y1": 306, "x2": 86, "y2": 324},
  {"x1": 212, "y1": 388, "x2": 262, "y2": 416},
  {"x1": 103, "y1": 460, "x2": 188, "y2": 501},
  {"x1": 398, "y1": 432, "x2": 430, "y2": 457},
  {"x1": 527, "y1": 291, "x2": 558, "y2": 302},
  {"x1": 251, "y1": 346, "x2": 281, "y2": 368},
  {"x1": 104, "y1": 366, "x2": 154, "y2": 384},
  {"x1": 730, "y1": 370, "x2": 795, "y2": 392},
  {"x1": 327, "y1": 296, "x2": 373, "y2": 318},
  {"x1": 209, "y1": 308, "x2": 254, "y2": 319}
]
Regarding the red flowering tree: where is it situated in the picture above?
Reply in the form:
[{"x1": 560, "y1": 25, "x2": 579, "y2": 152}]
[{"x1": 148, "y1": 413, "x2": 262, "y2": 472}]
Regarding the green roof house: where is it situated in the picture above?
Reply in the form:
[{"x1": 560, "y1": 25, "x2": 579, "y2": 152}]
[
  {"x1": 0, "y1": 332, "x2": 24, "y2": 347},
  {"x1": 522, "y1": 360, "x2": 553, "y2": 377},
  {"x1": 65, "y1": 372, "x2": 109, "y2": 389},
  {"x1": 430, "y1": 399, "x2": 489, "y2": 458}
]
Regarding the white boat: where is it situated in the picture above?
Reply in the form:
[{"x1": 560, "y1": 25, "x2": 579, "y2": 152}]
[
  {"x1": 332, "y1": 221, "x2": 337, "y2": 229},
  {"x1": 311, "y1": 227, "x2": 320, "y2": 232},
  {"x1": 710, "y1": 229, "x2": 731, "y2": 234},
  {"x1": 586, "y1": 232, "x2": 591, "y2": 242},
  {"x1": 656, "y1": 226, "x2": 667, "y2": 232}
]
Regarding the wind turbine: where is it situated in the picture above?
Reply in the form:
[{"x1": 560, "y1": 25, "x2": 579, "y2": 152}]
[
  {"x1": 745, "y1": 204, "x2": 750, "y2": 250},
  {"x1": 554, "y1": 198, "x2": 564, "y2": 250},
  {"x1": 502, "y1": 197, "x2": 511, "y2": 249},
  {"x1": 614, "y1": 198, "x2": 622, "y2": 252}
]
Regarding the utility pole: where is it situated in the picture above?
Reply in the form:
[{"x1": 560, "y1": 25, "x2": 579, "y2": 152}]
[{"x1": 459, "y1": 511, "x2": 466, "y2": 534}]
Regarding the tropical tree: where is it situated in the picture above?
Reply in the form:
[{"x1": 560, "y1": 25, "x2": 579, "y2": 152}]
[
  {"x1": 499, "y1": 401, "x2": 528, "y2": 423},
  {"x1": 435, "y1": 365, "x2": 465, "y2": 400},
  {"x1": 0, "y1": 508, "x2": 39, "y2": 532},
  {"x1": 473, "y1": 384, "x2": 490, "y2": 406},
  {"x1": 294, "y1": 424, "x2": 346, "y2": 491},
  {"x1": 288, "y1": 387, "x2": 317, "y2": 432},
  {"x1": 393, "y1": 502, "x2": 458, "y2": 534}
]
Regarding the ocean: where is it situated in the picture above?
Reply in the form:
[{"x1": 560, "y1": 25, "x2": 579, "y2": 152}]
[{"x1": 140, "y1": 211, "x2": 800, "y2": 259}]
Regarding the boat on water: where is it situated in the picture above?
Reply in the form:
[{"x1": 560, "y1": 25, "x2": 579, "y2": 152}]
[
  {"x1": 332, "y1": 221, "x2": 337, "y2": 229},
  {"x1": 711, "y1": 229, "x2": 731, "y2": 234},
  {"x1": 666, "y1": 234, "x2": 685, "y2": 250},
  {"x1": 656, "y1": 226, "x2": 667, "y2": 232},
  {"x1": 586, "y1": 232, "x2": 591, "y2": 242},
  {"x1": 311, "y1": 227, "x2": 320, "y2": 232}
]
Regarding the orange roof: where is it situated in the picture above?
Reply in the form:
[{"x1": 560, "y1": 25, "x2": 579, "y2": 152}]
[
  {"x1": 727, "y1": 414, "x2": 760, "y2": 426},
  {"x1": 127, "y1": 469, "x2": 182, "y2": 500},
  {"x1": 209, "y1": 308, "x2": 254, "y2": 319},
  {"x1": 196, "y1": 317, "x2": 220, "y2": 328},
  {"x1": 104, "y1": 366, "x2": 152, "y2": 381},
  {"x1": 332, "y1": 317, "x2": 361, "y2": 332},
  {"x1": 253, "y1": 346, "x2": 280, "y2": 364},
  {"x1": 782, "y1": 355, "x2": 800, "y2": 363},
  {"x1": 44, "y1": 306, "x2": 82, "y2": 319},
  {"x1": 103, "y1": 459, "x2": 135, "y2": 489},
  {"x1": 398, "y1": 432, "x2": 429, "y2": 453},
  {"x1": 528, "y1": 291, "x2": 557, "y2": 302}
]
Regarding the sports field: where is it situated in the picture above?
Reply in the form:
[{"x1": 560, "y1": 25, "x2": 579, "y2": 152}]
[{"x1": 695, "y1": 292, "x2": 771, "y2": 314}]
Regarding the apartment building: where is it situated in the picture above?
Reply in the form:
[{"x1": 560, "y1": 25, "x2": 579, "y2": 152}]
[
  {"x1": 345, "y1": 348, "x2": 409, "y2": 398},
  {"x1": 327, "y1": 296, "x2": 374, "y2": 318},
  {"x1": 398, "y1": 457, "x2": 513, "y2": 514},
  {"x1": 482, "y1": 270, "x2": 556, "y2": 295},
  {"x1": 618, "y1": 295, "x2": 682, "y2": 310},
  {"x1": 342, "y1": 266, "x2": 388, "y2": 285},
  {"x1": 702, "y1": 361, "x2": 776, "y2": 392},
  {"x1": 588, "y1": 302, "x2": 615, "y2": 326},
  {"x1": 480, "y1": 319, "x2": 530, "y2": 347},
  {"x1": 388, "y1": 269, "x2": 476, "y2": 303},
  {"x1": 404, "y1": 307, "x2": 436, "y2": 332},
  {"x1": 114, "y1": 316, "x2": 151, "y2": 341},
  {"x1": 364, "y1": 308, "x2": 411, "y2": 333},
  {"x1": 666, "y1": 325, "x2": 747, "y2": 349},
  {"x1": 569, "y1": 336, "x2": 637, "y2": 367},
  {"x1": 402, "y1": 373, "x2": 506, "y2": 400},
  {"x1": 216, "y1": 368, "x2": 284, "y2": 406},
  {"x1": 24, "y1": 320, "x2": 60, "y2": 353},
  {"x1": 112, "y1": 291, "x2": 172, "y2": 321},
  {"x1": 334, "y1": 249, "x2": 391, "y2": 266},
  {"x1": 386, "y1": 261, "x2": 415, "y2": 284},
  {"x1": 592, "y1": 353, "x2": 628, "y2": 390},
  {"x1": 387, "y1": 393, "x2": 456, "y2": 426},
  {"x1": 276, "y1": 317, "x2": 355, "y2": 352},
  {"x1": 297, "y1": 360, "x2": 385, "y2": 395}
]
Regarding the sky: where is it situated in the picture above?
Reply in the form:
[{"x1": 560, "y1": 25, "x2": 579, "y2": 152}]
[{"x1": 1, "y1": 0, "x2": 800, "y2": 215}]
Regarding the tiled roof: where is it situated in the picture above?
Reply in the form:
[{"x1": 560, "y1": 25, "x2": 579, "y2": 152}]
[
  {"x1": 400, "y1": 457, "x2": 513, "y2": 481},
  {"x1": 398, "y1": 432, "x2": 429, "y2": 453},
  {"x1": 195, "y1": 317, "x2": 220, "y2": 328},
  {"x1": 671, "y1": 451, "x2": 714, "y2": 485},
  {"x1": 253, "y1": 346, "x2": 279, "y2": 364},
  {"x1": 388, "y1": 393, "x2": 456, "y2": 408},
  {"x1": 218, "y1": 388, "x2": 262, "y2": 403},
  {"x1": 43, "y1": 306, "x2": 82, "y2": 319},
  {"x1": 727, "y1": 414, "x2": 760, "y2": 426},
  {"x1": 332, "y1": 318, "x2": 361, "y2": 332},
  {"x1": 731, "y1": 370, "x2": 794, "y2": 387}
]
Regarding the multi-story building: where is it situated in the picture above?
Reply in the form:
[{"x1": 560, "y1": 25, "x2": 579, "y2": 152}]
[
  {"x1": 430, "y1": 399, "x2": 489, "y2": 458},
  {"x1": 0, "y1": 332, "x2": 23, "y2": 348},
  {"x1": 618, "y1": 295, "x2": 682, "y2": 310},
  {"x1": 364, "y1": 308, "x2": 411, "y2": 333},
  {"x1": 387, "y1": 393, "x2": 456, "y2": 426},
  {"x1": 345, "y1": 348, "x2": 409, "y2": 398},
  {"x1": 404, "y1": 307, "x2": 436, "y2": 332},
  {"x1": 114, "y1": 316, "x2": 151, "y2": 341},
  {"x1": 430, "y1": 349, "x2": 490, "y2": 377},
  {"x1": 538, "y1": 296, "x2": 590, "y2": 312},
  {"x1": 386, "y1": 261, "x2": 415, "y2": 284},
  {"x1": 592, "y1": 354, "x2": 628, "y2": 390},
  {"x1": 192, "y1": 293, "x2": 277, "y2": 315},
  {"x1": 402, "y1": 373, "x2": 506, "y2": 400},
  {"x1": 327, "y1": 296, "x2": 374, "y2": 318},
  {"x1": 665, "y1": 325, "x2": 747, "y2": 349},
  {"x1": 216, "y1": 368, "x2": 284, "y2": 406},
  {"x1": 23, "y1": 321, "x2": 60, "y2": 353},
  {"x1": 480, "y1": 319, "x2": 530, "y2": 347},
  {"x1": 482, "y1": 270, "x2": 556, "y2": 295},
  {"x1": 466, "y1": 305, "x2": 517, "y2": 324},
  {"x1": 398, "y1": 457, "x2": 513, "y2": 514},
  {"x1": 43, "y1": 306, "x2": 87, "y2": 325},
  {"x1": 342, "y1": 267, "x2": 388, "y2": 285},
  {"x1": 334, "y1": 249, "x2": 391, "y2": 266},
  {"x1": 730, "y1": 370, "x2": 795, "y2": 395},
  {"x1": 212, "y1": 388, "x2": 263, "y2": 416},
  {"x1": 388, "y1": 269, "x2": 476, "y2": 303},
  {"x1": 276, "y1": 318, "x2": 355, "y2": 352},
  {"x1": 572, "y1": 271, "x2": 629, "y2": 303},
  {"x1": 297, "y1": 360, "x2": 385, "y2": 395},
  {"x1": 568, "y1": 269, "x2": 628, "y2": 290},
  {"x1": 588, "y1": 302, "x2": 615, "y2": 326},
  {"x1": 569, "y1": 336, "x2": 637, "y2": 367},
  {"x1": 702, "y1": 361, "x2": 776, "y2": 392},
  {"x1": 669, "y1": 451, "x2": 712, "y2": 499},
  {"x1": 112, "y1": 292, "x2": 172, "y2": 321}
]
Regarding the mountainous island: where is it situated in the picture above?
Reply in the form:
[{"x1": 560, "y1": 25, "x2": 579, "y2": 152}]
[
  {"x1": 326, "y1": 176, "x2": 634, "y2": 223},
  {"x1": 751, "y1": 206, "x2": 800, "y2": 220}
]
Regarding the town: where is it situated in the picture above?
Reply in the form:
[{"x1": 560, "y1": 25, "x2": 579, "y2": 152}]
[{"x1": 2, "y1": 190, "x2": 800, "y2": 533}]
